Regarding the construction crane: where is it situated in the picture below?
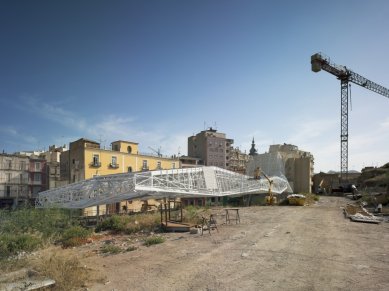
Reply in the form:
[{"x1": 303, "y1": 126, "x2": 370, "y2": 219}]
[
  {"x1": 148, "y1": 146, "x2": 162, "y2": 157},
  {"x1": 311, "y1": 53, "x2": 389, "y2": 182}
]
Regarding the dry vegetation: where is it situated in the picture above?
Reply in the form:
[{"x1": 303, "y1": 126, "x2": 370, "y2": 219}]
[{"x1": 0, "y1": 206, "x2": 212, "y2": 290}]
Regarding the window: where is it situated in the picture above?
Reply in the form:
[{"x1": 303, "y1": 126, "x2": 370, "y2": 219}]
[
  {"x1": 20, "y1": 161, "x2": 25, "y2": 170},
  {"x1": 142, "y1": 160, "x2": 148, "y2": 170},
  {"x1": 127, "y1": 146, "x2": 132, "y2": 154},
  {"x1": 111, "y1": 156, "x2": 118, "y2": 168},
  {"x1": 172, "y1": 162, "x2": 176, "y2": 169},
  {"x1": 32, "y1": 186, "x2": 40, "y2": 195},
  {"x1": 128, "y1": 166, "x2": 133, "y2": 173},
  {"x1": 92, "y1": 154, "x2": 100, "y2": 167},
  {"x1": 7, "y1": 160, "x2": 12, "y2": 169},
  {"x1": 157, "y1": 161, "x2": 161, "y2": 169},
  {"x1": 35, "y1": 162, "x2": 41, "y2": 171},
  {"x1": 34, "y1": 173, "x2": 41, "y2": 182},
  {"x1": 6, "y1": 173, "x2": 11, "y2": 182},
  {"x1": 6, "y1": 186, "x2": 11, "y2": 197}
]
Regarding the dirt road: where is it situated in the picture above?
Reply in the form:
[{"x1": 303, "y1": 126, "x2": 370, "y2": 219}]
[{"x1": 84, "y1": 197, "x2": 389, "y2": 291}]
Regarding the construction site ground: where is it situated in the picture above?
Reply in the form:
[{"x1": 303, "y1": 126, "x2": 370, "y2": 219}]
[{"x1": 67, "y1": 196, "x2": 388, "y2": 290}]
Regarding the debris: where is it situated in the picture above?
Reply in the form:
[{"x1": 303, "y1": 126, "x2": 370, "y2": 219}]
[
  {"x1": 0, "y1": 269, "x2": 55, "y2": 290},
  {"x1": 241, "y1": 252, "x2": 249, "y2": 258},
  {"x1": 343, "y1": 204, "x2": 381, "y2": 224},
  {"x1": 287, "y1": 194, "x2": 306, "y2": 206}
]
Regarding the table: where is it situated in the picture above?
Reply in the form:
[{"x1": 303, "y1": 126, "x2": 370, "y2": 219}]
[{"x1": 224, "y1": 208, "x2": 240, "y2": 224}]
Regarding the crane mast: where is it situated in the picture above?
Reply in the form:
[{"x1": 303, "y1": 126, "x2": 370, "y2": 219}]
[{"x1": 311, "y1": 53, "x2": 389, "y2": 182}]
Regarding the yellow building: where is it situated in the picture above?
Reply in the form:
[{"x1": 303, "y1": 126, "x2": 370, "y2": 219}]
[{"x1": 60, "y1": 138, "x2": 180, "y2": 215}]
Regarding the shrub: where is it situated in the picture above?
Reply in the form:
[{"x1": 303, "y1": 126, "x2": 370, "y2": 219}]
[
  {"x1": 183, "y1": 206, "x2": 209, "y2": 224},
  {"x1": 0, "y1": 207, "x2": 78, "y2": 242},
  {"x1": 101, "y1": 244, "x2": 122, "y2": 254},
  {"x1": 0, "y1": 233, "x2": 42, "y2": 259},
  {"x1": 61, "y1": 225, "x2": 92, "y2": 248},
  {"x1": 96, "y1": 215, "x2": 131, "y2": 233},
  {"x1": 32, "y1": 254, "x2": 94, "y2": 291},
  {"x1": 143, "y1": 236, "x2": 165, "y2": 246},
  {"x1": 96, "y1": 213, "x2": 160, "y2": 234},
  {"x1": 126, "y1": 246, "x2": 137, "y2": 252}
]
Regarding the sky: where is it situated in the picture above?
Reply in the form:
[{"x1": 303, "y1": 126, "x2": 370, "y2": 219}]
[{"x1": 0, "y1": 0, "x2": 388, "y2": 173}]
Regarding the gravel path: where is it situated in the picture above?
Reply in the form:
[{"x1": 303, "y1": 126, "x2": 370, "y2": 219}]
[{"x1": 84, "y1": 197, "x2": 389, "y2": 291}]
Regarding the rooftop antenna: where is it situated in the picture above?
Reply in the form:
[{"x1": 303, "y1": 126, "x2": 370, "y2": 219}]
[{"x1": 98, "y1": 135, "x2": 107, "y2": 149}]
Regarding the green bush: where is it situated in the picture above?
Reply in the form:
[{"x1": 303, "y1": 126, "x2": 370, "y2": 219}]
[
  {"x1": 96, "y1": 215, "x2": 130, "y2": 233},
  {"x1": 126, "y1": 246, "x2": 137, "y2": 252},
  {"x1": 0, "y1": 233, "x2": 42, "y2": 259},
  {"x1": 100, "y1": 244, "x2": 122, "y2": 254},
  {"x1": 96, "y1": 213, "x2": 160, "y2": 234},
  {"x1": 143, "y1": 236, "x2": 165, "y2": 246},
  {"x1": 61, "y1": 225, "x2": 92, "y2": 248},
  {"x1": 0, "y1": 207, "x2": 78, "y2": 241}
]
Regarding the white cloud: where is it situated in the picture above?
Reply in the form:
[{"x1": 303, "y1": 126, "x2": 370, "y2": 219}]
[
  {"x1": 0, "y1": 126, "x2": 38, "y2": 149},
  {"x1": 21, "y1": 96, "x2": 87, "y2": 131}
]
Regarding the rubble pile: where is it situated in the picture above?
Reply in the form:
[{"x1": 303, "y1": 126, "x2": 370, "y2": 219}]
[{"x1": 343, "y1": 204, "x2": 381, "y2": 224}]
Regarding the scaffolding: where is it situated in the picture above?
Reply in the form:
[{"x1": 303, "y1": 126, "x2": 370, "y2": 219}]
[{"x1": 35, "y1": 166, "x2": 292, "y2": 209}]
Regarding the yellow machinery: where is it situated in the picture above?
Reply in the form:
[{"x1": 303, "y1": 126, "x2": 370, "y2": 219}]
[{"x1": 254, "y1": 167, "x2": 276, "y2": 205}]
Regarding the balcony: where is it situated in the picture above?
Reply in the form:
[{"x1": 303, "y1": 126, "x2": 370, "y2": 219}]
[
  {"x1": 90, "y1": 161, "x2": 101, "y2": 168},
  {"x1": 110, "y1": 163, "x2": 119, "y2": 169},
  {"x1": 29, "y1": 180, "x2": 42, "y2": 185}
]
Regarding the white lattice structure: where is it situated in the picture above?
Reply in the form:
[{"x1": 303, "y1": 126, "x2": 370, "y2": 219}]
[
  {"x1": 36, "y1": 166, "x2": 291, "y2": 209},
  {"x1": 246, "y1": 152, "x2": 293, "y2": 193}
]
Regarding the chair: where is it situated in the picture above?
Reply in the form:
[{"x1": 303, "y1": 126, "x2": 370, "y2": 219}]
[{"x1": 201, "y1": 214, "x2": 218, "y2": 235}]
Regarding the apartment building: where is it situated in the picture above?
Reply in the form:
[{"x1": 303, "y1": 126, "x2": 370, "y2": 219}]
[
  {"x1": 60, "y1": 138, "x2": 180, "y2": 214},
  {"x1": 0, "y1": 153, "x2": 47, "y2": 207},
  {"x1": 228, "y1": 147, "x2": 250, "y2": 174},
  {"x1": 187, "y1": 128, "x2": 234, "y2": 169},
  {"x1": 40, "y1": 145, "x2": 68, "y2": 190}
]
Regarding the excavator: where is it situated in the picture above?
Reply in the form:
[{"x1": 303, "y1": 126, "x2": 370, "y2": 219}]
[{"x1": 254, "y1": 167, "x2": 275, "y2": 205}]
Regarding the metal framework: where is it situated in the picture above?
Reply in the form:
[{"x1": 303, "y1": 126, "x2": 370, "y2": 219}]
[
  {"x1": 311, "y1": 53, "x2": 389, "y2": 181},
  {"x1": 35, "y1": 166, "x2": 291, "y2": 209}
]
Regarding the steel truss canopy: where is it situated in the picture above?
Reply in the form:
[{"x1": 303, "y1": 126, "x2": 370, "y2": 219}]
[{"x1": 36, "y1": 166, "x2": 291, "y2": 209}]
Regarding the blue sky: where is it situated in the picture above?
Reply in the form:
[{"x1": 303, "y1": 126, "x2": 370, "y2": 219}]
[{"x1": 1, "y1": 0, "x2": 388, "y2": 172}]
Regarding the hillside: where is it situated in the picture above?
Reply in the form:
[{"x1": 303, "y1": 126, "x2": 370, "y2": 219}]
[{"x1": 358, "y1": 163, "x2": 389, "y2": 190}]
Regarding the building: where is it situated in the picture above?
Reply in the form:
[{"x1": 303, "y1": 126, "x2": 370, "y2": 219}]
[
  {"x1": 28, "y1": 155, "x2": 48, "y2": 198},
  {"x1": 227, "y1": 147, "x2": 250, "y2": 174},
  {"x1": 0, "y1": 153, "x2": 48, "y2": 208},
  {"x1": 313, "y1": 171, "x2": 361, "y2": 194},
  {"x1": 40, "y1": 145, "x2": 68, "y2": 190},
  {"x1": 187, "y1": 128, "x2": 233, "y2": 169},
  {"x1": 249, "y1": 138, "x2": 258, "y2": 156},
  {"x1": 247, "y1": 143, "x2": 314, "y2": 193},
  {"x1": 60, "y1": 138, "x2": 181, "y2": 214},
  {"x1": 179, "y1": 156, "x2": 202, "y2": 168}
]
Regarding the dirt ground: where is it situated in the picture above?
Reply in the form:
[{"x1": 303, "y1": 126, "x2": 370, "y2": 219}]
[{"x1": 71, "y1": 197, "x2": 389, "y2": 291}]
